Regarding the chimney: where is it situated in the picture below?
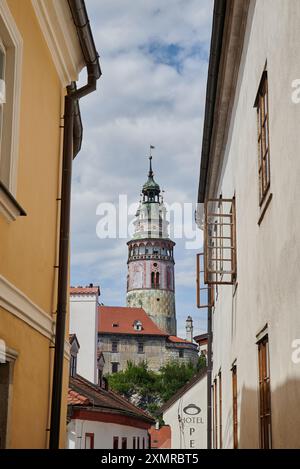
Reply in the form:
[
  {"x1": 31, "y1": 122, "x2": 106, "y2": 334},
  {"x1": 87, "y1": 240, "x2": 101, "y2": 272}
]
[{"x1": 186, "y1": 316, "x2": 193, "y2": 342}]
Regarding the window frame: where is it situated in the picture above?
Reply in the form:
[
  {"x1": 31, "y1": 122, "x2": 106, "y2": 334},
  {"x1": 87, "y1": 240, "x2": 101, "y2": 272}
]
[
  {"x1": 84, "y1": 432, "x2": 94, "y2": 449},
  {"x1": 257, "y1": 335, "x2": 272, "y2": 449},
  {"x1": 204, "y1": 197, "x2": 237, "y2": 285},
  {"x1": 137, "y1": 342, "x2": 144, "y2": 354},
  {"x1": 113, "y1": 436, "x2": 119, "y2": 449},
  {"x1": 232, "y1": 365, "x2": 238, "y2": 449},
  {"x1": 70, "y1": 354, "x2": 77, "y2": 377},
  {"x1": 255, "y1": 70, "x2": 271, "y2": 209},
  {"x1": 0, "y1": 38, "x2": 6, "y2": 154},
  {"x1": 213, "y1": 378, "x2": 218, "y2": 449},
  {"x1": 0, "y1": 345, "x2": 17, "y2": 449},
  {"x1": 0, "y1": 2, "x2": 23, "y2": 221},
  {"x1": 111, "y1": 341, "x2": 118, "y2": 353}
]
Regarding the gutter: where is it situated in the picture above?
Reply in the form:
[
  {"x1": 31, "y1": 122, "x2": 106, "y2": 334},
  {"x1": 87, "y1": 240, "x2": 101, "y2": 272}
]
[
  {"x1": 49, "y1": 0, "x2": 101, "y2": 449},
  {"x1": 197, "y1": 0, "x2": 226, "y2": 204}
]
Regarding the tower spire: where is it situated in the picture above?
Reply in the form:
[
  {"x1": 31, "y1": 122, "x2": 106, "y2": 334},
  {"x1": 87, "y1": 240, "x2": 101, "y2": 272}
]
[{"x1": 149, "y1": 145, "x2": 155, "y2": 177}]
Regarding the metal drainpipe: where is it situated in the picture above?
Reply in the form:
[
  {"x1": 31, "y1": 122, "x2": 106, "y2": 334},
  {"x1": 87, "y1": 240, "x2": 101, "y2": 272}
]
[{"x1": 49, "y1": 0, "x2": 101, "y2": 449}]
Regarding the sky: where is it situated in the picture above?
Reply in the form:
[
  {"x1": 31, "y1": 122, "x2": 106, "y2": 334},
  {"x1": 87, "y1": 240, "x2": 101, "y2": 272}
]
[{"x1": 70, "y1": 0, "x2": 214, "y2": 338}]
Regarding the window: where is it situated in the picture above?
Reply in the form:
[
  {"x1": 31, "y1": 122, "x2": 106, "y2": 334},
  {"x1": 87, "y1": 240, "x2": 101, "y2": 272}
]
[
  {"x1": 111, "y1": 362, "x2": 119, "y2": 374},
  {"x1": 255, "y1": 70, "x2": 270, "y2": 206},
  {"x1": 0, "y1": 362, "x2": 9, "y2": 449},
  {"x1": 258, "y1": 336, "x2": 272, "y2": 449},
  {"x1": 156, "y1": 272, "x2": 160, "y2": 288},
  {"x1": 134, "y1": 320, "x2": 143, "y2": 331},
  {"x1": 179, "y1": 350, "x2": 184, "y2": 358},
  {"x1": 121, "y1": 437, "x2": 127, "y2": 449},
  {"x1": 219, "y1": 371, "x2": 222, "y2": 449},
  {"x1": 85, "y1": 433, "x2": 94, "y2": 449},
  {"x1": 151, "y1": 271, "x2": 155, "y2": 288},
  {"x1": 213, "y1": 379, "x2": 218, "y2": 449},
  {"x1": 0, "y1": 41, "x2": 5, "y2": 153},
  {"x1": 196, "y1": 253, "x2": 214, "y2": 309},
  {"x1": 204, "y1": 198, "x2": 237, "y2": 285},
  {"x1": 137, "y1": 437, "x2": 140, "y2": 449},
  {"x1": 0, "y1": 6, "x2": 22, "y2": 195},
  {"x1": 138, "y1": 342, "x2": 144, "y2": 354},
  {"x1": 142, "y1": 437, "x2": 145, "y2": 449},
  {"x1": 0, "y1": 345, "x2": 16, "y2": 449},
  {"x1": 70, "y1": 354, "x2": 77, "y2": 377},
  {"x1": 113, "y1": 436, "x2": 119, "y2": 449},
  {"x1": 133, "y1": 437, "x2": 136, "y2": 449},
  {"x1": 112, "y1": 341, "x2": 118, "y2": 353},
  {"x1": 232, "y1": 365, "x2": 238, "y2": 449}
]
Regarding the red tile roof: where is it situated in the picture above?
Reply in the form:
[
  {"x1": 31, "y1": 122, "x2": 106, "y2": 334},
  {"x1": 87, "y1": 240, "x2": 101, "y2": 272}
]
[
  {"x1": 149, "y1": 425, "x2": 171, "y2": 449},
  {"x1": 68, "y1": 389, "x2": 89, "y2": 406},
  {"x1": 168, "y1": 335, "x2": 188, "y2": 343},
  {"x1": 70, "y1": 286, "x2": 100, "y2": 295},
  {"x1": 68, "y1": 374, "x2": 154, "y2": 424},
  {"x1": 98, "y1": 306, "x2": 167, "y2": 336}
]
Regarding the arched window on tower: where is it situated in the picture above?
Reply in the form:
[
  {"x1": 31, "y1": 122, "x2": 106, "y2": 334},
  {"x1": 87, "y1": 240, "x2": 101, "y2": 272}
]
[
  {"x1": 167, "y1": 268, "x2": 171, "y2": 290},
  {"x1": 151, "y1": 272, "x2": 155, "y2": 288},
  {"x1": 156, "y1": 272, "x2": 160, "y2": 288}
]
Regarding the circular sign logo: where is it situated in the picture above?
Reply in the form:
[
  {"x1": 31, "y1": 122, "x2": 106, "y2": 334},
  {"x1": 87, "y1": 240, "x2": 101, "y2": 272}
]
[{"x1": 183, "y1": 404, "x2": 201, "y2": 415}]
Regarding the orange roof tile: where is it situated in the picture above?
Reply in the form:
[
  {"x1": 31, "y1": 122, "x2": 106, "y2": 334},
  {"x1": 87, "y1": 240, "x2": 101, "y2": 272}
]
[
  {"x1": 149, "y1": 425, "x2": 171, "y2": 449},
  {"x1": 70, "y1": 286, "x2": 100, "y2": 295},
  {"x1": 98, "y1": 306, "x2": 167, "y2": 336},
  {"x1": 168, "y1": 335, "x2": 188, "y2": 343},
  {"x1": 69, "y1": 375, "x2": 154, "y2": 424},
  {"x1": 68, "y1": 389, "x2": 90, "y2": 406}
]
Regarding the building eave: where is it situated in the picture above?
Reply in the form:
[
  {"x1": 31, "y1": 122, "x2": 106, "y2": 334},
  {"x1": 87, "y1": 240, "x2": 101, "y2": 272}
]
[
  {"x1": 31, "y1": 0, "x2": 85, "y2": 86},
  {"x1": 197, "y1": 0, "x2": 250, "y2": 204}
]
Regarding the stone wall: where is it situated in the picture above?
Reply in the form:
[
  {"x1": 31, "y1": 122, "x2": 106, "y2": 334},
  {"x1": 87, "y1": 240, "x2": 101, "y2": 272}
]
[
  {"x1": 98, "y1": 334, "x2": 199, "y2": 375},
  {"x1": 126, "y1": 289, "x2": 176, "y2": 336}
]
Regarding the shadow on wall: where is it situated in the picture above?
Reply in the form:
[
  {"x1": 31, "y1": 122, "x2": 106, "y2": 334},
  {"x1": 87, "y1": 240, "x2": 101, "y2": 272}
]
[{"x1": 238, "y1": 378, "x2": 300, "y2": 449}]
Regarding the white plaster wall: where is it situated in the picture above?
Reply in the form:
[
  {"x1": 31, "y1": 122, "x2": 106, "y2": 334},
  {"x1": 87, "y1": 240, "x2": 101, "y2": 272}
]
[
  {"x1": 67, "y1": 419, "x2": 149, "y2": 449},
  {"x1": 69, "y1": 294, "x2": 98, "y2": 384},
  {"x1": 163, "y1": 375, "x2": 207, "y2": 449},
  {"x1": 210, "y1": 0, "x2": 300, "y2": 449}
]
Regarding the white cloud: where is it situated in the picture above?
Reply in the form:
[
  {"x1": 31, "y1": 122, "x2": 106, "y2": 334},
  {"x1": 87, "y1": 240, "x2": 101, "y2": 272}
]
[{"x1": 71, "y1": 0, "x2": 213, "y2": 337}]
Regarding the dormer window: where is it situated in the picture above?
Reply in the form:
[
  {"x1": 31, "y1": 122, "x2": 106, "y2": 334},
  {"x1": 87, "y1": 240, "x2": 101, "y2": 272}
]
[
  {"x1": 133, "y1": 320, "x2": 143, "y2": 331},
  {"x1": 70, "y1": 354, "x2": 77, "y2": 377}
]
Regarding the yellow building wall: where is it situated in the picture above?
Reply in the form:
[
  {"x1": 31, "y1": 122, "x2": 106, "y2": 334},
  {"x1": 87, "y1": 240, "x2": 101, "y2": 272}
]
[{"x1": 0, "y1": 0, "x2": 70, "y2": 448}]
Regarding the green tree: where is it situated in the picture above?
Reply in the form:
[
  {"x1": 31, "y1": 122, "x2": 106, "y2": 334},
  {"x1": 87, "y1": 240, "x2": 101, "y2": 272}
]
[
  {"x1": 106, "y1": 359, "x2": 199, "y2": 417},
  {"x1": 157, "y1": 361, "x2": 196, "y2": 402}
]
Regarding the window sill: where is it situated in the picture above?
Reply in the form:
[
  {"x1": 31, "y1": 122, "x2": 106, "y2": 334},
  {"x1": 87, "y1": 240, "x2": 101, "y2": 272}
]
[
  {"x1": 258, "y1": 192, "x2": 272, "y2": 226},
  {"x1": 0, "y1": 181, "x2": 26, "y2": 222}
]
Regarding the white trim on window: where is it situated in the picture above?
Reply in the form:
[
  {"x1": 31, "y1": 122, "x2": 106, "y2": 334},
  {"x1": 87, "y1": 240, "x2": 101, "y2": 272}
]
[{"x1": 0, "y1": 0, "x2": 23, "y2": 209}]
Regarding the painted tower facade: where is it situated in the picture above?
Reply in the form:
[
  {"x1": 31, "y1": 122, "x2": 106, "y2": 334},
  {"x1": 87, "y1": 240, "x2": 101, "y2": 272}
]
[{"x1": 126, "y1": 154, "x2": 177, "y2": 335}]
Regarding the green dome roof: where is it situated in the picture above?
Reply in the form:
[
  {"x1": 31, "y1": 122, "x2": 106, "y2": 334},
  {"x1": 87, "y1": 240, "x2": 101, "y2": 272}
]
[
  {"x1": 142, "y1": 175, "x2": 160, "y2": 193},
  {"x1": 142, "y1": 155, "x2": 160, "y2": 196}
]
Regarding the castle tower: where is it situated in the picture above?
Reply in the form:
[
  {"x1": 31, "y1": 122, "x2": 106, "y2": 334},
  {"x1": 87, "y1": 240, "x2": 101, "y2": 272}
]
[{"x1": 126, "y1": 149, "x2": 176, "y2": 335}]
